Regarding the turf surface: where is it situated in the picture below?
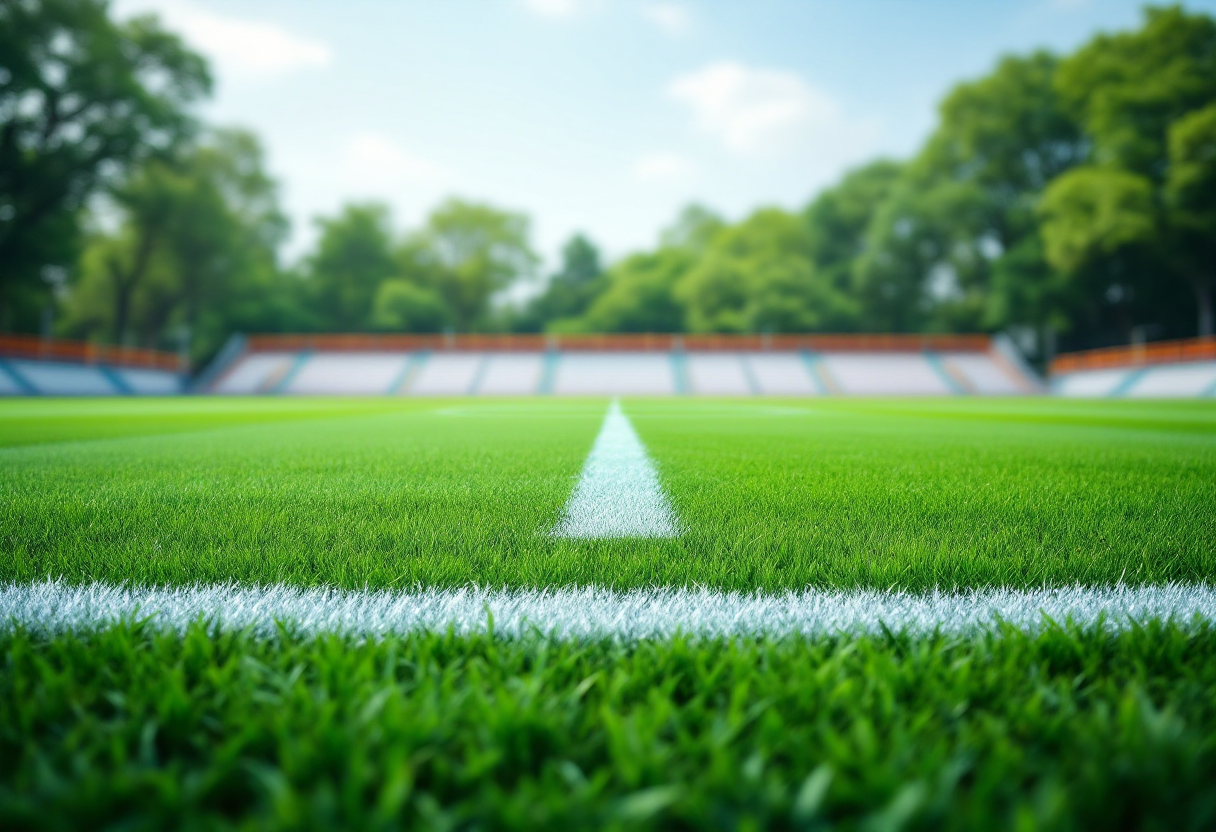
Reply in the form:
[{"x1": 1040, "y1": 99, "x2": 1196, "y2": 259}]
[
  {"x1": 3, "y1": 395, "x2": 1216, "y2": 829},
  {"x1": 4, "y1": 621, "x2": 1215, "y2": 831},
  {"x1": 2, "y1": 397, "x2": 1214, "y2": 591}
]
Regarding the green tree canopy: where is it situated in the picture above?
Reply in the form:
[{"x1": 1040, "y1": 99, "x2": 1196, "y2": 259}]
[
  {"x1": 0, "y1": 0, "x2": 210, "y2": 330},
  {"x1": 803, "y1": 160, "x2": 902, "y2": 295},
  {"x1": 678, "y1": 208, "x2": 856, "y2": 333},
  {"x1": 1056, "y1": 6, "x2": 1216, "y2": 179},
  {"x1": 416, "y1": 199, "x2": 538, "y2": 330},
  {"x1": 856, "y1": 51, "x2": 1086, "y2": 341},
  {"x1": 372, "y1": 279, "x2": 450, "y2": 333},
  {"x1": 660, "y1": 204, "x2": 726, "y2": 253},
  {"x1": 515, "y1": 234, "x2": 605, "y2": 332},
  {"x1": 62, "y1": 129, "x2": 288, "y2": 359},
  {"x1": 562, "y1": 249, "x2": 691, "y2": 333},
  {"x1": 1045, "y1": 6, "x2": 1216, "y2": 336},
  {"x1": 1039, "y1": 168, "x2": 1157, "y2": 276},
  {"x1": 1166, "y1": 102, "x2": 1216, "y2": 335},
  {"x1": 306, "y1": 203, "x2": 399, "y2": 332}
]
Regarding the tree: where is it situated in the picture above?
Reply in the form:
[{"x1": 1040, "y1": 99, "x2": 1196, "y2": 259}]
[
  {"x1": 1047, "y1": 6, "x2": 1216, "y2": 337},
  {"x1": 1166, "y1": 102, "x2": 1216, "y2": 335},
  {"x1": 1055, "y1": 6, "x2": 1216, "y2": 180},
  {"x1": 515, "y1": 233, "x2": 605, "y2": 332},
  {"x1": 552, "y1": 234, "x2": 602, "y2": 287},
  {"x1": 415, "y1": 199, "x2": 538, "y2": 330},
  {"x1": 1038, "y1": 168, "x2": 1157, "y2": 276},
  {"x1": 65, "y1": 216, "x2": 177, "y2": 347},
  {"x1": 97, "y1": 160, "x2": 181, "y2": 345},
  {"x1": 854, "y1": 179, "x2": 994, "y2": 332},
  {"x1": 0, "y1": 0, "x2": 210, "y2": 331},
  {"x1": 62, "y1": 129, "x2": 289, "y2": 358},
  {"x1": 931, "y1": 51, "x2": 1085, "y2": 209},
  {"x1": 803, "y1": 160, "x2": 902, "y2": 299},
  {"x1": 306, "y1": 203, "x2": 399, "y2": 332},
  {"x1": 1037, "y1": 167, "x2": 1159, "y2": 342},
  {"x1": 371, "y1": 280, "x2": 450, "y2": 333},
  {"x1": 660, "y1": 204, "x2": 726, "y2": 253},
  {"x1": 563, "y1": 249, "x2": 691, "y2": 333},
  {"x1": 167, "y1": 130, "x2": 290, "y2": 358},
  {"x1": 678, "y1": 208, "x2": 855, "y2": 333},
  {"x1": 854, "y1": 51, "x2": 1086, "y2": 343}
]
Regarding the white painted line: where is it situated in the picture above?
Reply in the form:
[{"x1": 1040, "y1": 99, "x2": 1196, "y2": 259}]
[
  {"x1": 3, "y1": 581, "x2": 1214, "y2": 639},
  {"x1": 551, "y1": 399, "x2": 680, "y2": 539}
]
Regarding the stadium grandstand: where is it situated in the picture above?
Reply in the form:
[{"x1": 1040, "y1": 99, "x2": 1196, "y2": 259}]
[
  {"x1": 0, "y1": 334, "x2": 184, "y2": 396},
  {"x1": 1050, "y1": 336, "x2": 1216, "y2": 398},
  {"x1": 7, "y1": 331, "x2": 1215, "y2": 398},
  {"x1": 198, "y1": 333, "x2": 1041, "y2": 396}
]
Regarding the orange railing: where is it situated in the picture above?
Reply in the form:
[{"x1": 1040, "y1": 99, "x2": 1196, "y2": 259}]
[
  {"x1": 244, "y1": 332, "x2": 992, "y2": 354},
  {"x1": 1051, "y1": 336, "x2": 1216, "y2": 375},
  {"x1": 0, "y1": 334, "x2": 183, "y2": 371}
]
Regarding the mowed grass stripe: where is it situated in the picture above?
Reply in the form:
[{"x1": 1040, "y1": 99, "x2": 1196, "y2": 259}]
[
  {"x1": 6, "y1": 580, "x2": 1216, "y2": 639},
  {"x1": 1, "y1": 398, "x2": 1213, "y2": 592}
]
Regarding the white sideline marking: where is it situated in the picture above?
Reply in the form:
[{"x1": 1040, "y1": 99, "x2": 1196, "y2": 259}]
[
  {"x1": 551, "y1": 399, "x2": 679, "y2": 538},
  {"x1": 3, "y1": 581, "x2": 1214, "y2": 639}
]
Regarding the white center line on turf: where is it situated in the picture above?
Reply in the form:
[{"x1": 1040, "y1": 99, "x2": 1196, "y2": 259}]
[
  {"x1": 4, "y1": 581, "x2": 1215, "y2": 639},
  {"x1": 551, "y1": 399, "x2": 680, "y2": 539}
]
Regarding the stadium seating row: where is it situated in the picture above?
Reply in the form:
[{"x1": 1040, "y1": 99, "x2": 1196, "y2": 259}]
[
  {"x1": 9, "y1": 333, "x2": 1213, "y2": 397},
  {"x1": 1052, "y1": 363, "x2": 1216, "y2": 398},
  {"x1": 0, "y1": 358, "x2": 183, "y2": 396},
  {"x1": 208, "y1": 350, "x2": 1034, "y2": 396}
]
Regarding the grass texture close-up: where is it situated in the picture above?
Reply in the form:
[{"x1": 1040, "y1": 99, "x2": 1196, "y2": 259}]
[{"x1": 4, "y1": 622, "x2": 1216, "y2": 831}]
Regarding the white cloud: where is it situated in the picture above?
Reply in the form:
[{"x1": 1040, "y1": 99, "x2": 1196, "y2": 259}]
[
  {"x1": 640, "y1": 2, "x2": 692, "y2": 35},
  {"x1": 521, "y1": 0, "x2": 583, "y2": 19},
  {"x1": 668, "y1": 61, "x2": 857, "y2": 157},
  {"x1": 633, "y1": 152, "x2": 694, "y2": 182},
  {"x1": 337, "y1": 134, "x2": 440, "y2": 190},
  {"x1": 116, "y1": 0, "x2": 332, "y2": 79}
]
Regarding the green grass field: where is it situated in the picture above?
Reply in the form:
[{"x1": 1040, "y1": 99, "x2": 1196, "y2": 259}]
[
  {"x1": 6, "y1": 621, "x2": 1216, "y2": 830},
  {"x1": 3, "y1": 397, "x2": 1215, "y2": 591},
  {"x1": 3, "y1": 396, "x2": 1216, "y2": 830}
]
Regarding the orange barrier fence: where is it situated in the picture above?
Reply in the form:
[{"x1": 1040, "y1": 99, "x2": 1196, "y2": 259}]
[
  {"x1": 245, "y1": 333, "x2": 993, "y2": 354},
  {"x1": 0, "y1": 334, "x2": 183, "y2": 372},
  {"x1": 1051, "y1": 336, "x2": 1216, "y2": 375}
]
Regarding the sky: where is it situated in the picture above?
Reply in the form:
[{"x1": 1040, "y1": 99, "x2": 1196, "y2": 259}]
[{"x1": 112, "y1": 0, "x2": 1216, "y2": 271}]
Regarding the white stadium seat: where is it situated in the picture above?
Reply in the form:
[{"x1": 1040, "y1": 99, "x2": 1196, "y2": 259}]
[
  {"x1": 746, "y1": 354, "x2": 820, "y2": 395},
  {"x1": 823, "y1": 353, "x2": 952, "y2": 395},
  {"x1": 0, "y1": 364, "x2": 26, "y2": 395},
  {"x1": 115, "y1": 368, "x2": 183, "y2": 395},
  {"x1": 1053, "y1": 369, "x2": 1135, "y2": 397},
  {"x1": 686, "y1": 354, "x2": 752, "y2": 395},
  {"x1": 284, "y1": 352, "x2": 409, "y2": 395},
  {"x1": 943, "y1": 353, "x2": 1026, "y2": 394},
  {"x1": 553, "y1": 353, "x2": 675, "y2": 395},
  {"x1": 1125, "y1": 363, "x2": 1216, "y2": 398},
  {"x1": 409, "y1": 354, "x2": 485, "y2": 395},
  {"x1": 194, "y1": 345, "x2": 1058, "y2": 397},
  {"x1": 212, "y1": 353, "x2": 296, "y2": 394},
  {"x1": 476, "y1": 354, "x2": 545, "y2": 395},
  {"x1": 8, "y1": 360, "x2": 118, "y2": 395}
]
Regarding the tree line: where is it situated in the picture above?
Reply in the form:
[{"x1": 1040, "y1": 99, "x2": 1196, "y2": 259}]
[{"x1": 2, "y1": 1, "x2": 1213, "y2": 368}]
